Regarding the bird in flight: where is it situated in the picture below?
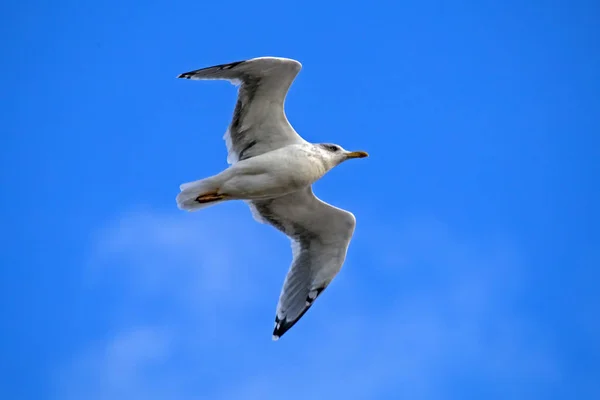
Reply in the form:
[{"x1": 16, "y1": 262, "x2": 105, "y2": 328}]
[{"x1": 176, "y1": 57, "x2": 368, "y2": 340}]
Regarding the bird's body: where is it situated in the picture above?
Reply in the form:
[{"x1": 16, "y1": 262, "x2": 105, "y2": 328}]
[
  {"x1": 179, "y1": 143, "x2": 330, "y2": 205},
  {"x1": 175, "y1": 57, "x2": 368, "y2": 340}
]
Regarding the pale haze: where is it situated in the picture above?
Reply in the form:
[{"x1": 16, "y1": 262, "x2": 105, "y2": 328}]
[{"x1": 1, "y1": 0, "x2": 599, "y2": 399}]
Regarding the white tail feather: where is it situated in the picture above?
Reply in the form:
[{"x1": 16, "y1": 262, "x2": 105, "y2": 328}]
[{"x1": 176, "y1": 178, "x2": 224, "y2": 212}]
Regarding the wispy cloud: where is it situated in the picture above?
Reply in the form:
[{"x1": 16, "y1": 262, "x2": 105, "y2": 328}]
[
  {"x1": 56, "y1": 207, "x2": 560, "y2": 400},
  {"x1": 56, "y1": 327, "x2": 177, "y2": 400},
  {"x1": 83, "y1": 205, "x2": 289, "y2": 314}
]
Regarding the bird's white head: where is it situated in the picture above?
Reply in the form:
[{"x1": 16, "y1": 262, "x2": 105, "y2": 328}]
[{"x1": 317, "y1": 143, "x2": 369, "y2": 168}]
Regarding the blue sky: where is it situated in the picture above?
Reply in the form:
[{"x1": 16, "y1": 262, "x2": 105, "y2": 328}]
[{"x1": 2, "y1": 0, "x2": 599, "y2": 399}]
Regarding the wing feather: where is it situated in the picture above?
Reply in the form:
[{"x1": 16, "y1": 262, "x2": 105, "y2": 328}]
[
  {"x1": 249, "y1": 187, "x2": 357, "y2": 340},
  {"x1": 178, "y1": 57, "x2": 306, "y2": 164}
]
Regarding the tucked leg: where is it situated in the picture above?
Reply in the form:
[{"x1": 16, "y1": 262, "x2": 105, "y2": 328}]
[{"x1": 195, "y1": 192, "x2": 228, "y2": 203}]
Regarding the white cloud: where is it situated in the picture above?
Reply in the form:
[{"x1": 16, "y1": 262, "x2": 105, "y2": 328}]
[
  {"x1": 56, "y1": 208, "x2": 560, "y2": 400},
  {"x1": 85, "y1": 205, "x2": 284, "y2": 310},
  {"x1": 56, "y1": 327, "x2": 181, "y2": 400}
]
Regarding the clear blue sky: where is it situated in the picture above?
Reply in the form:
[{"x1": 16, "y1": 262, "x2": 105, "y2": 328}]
[{"x1": 1, "y1": 0, "x2": 599, "y2": 399}]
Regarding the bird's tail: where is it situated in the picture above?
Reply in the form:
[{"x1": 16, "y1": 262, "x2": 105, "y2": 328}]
[{"x1": 176, "y1": 178, "x2": 228, "y2": 212}]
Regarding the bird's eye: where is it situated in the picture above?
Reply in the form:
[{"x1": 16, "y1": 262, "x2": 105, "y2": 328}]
[{"x1": 327, "y1": 145, "x2": 339, "y2": 152}]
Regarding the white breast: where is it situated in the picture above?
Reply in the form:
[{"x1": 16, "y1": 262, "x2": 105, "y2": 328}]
[{"x1": 220, "y1": 144, "x2": 330, "y2": 199}]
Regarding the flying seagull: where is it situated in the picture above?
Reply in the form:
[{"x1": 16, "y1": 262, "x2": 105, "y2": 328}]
[{"x1": 175, "y1": 57, "x2": 368, "y2": 340}]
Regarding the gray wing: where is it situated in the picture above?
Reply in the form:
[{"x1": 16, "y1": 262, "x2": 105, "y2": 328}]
[
  {"x1": 248, "y1": 187, "x2": 357, "y2": 340},
  {"x1": 178, "y1": 57, "x2": 306, "y2": 164}
]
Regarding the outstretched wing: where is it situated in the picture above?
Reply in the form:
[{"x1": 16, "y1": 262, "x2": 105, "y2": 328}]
[
  {"x1": 178, "y1": 57, "x2": 306, "y2": 164},
  {"x1": 248, "y1": 187, "x2": 357, "y2": 340}
]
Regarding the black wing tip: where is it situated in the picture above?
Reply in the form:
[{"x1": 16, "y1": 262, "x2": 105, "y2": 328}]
[
  {"x1": 177, "y1": 60, "x2": 246, "y2": 80},
  {"x1": 271, "y1": 287, "x2": 326, "y2": 341},
  {"x1": 272, "y1": 315, "x2": 295, "y2": 341}
]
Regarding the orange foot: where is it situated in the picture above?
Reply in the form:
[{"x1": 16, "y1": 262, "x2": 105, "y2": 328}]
[{"x1": 195, "y1": 192, "x2": 227, "y2": 204}]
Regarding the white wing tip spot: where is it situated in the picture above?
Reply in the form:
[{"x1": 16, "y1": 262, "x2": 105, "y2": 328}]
[{"x1": 272, "y1": 335, "x2": 280, "y2": 341}]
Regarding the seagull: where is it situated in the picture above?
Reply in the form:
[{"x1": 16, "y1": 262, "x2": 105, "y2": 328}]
[{"x1": 175, "y1": 57, "x2": 368, "y2": 340}]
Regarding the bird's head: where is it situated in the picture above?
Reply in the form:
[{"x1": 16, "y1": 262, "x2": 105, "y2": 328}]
[{"x1": 317, "y1": 143, "x2": 369, "y2": 167}]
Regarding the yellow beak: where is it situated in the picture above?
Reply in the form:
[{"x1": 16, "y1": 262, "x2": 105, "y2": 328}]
[{"x1": 345, "y1": 151, "x2": 369, "y2": 159}]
